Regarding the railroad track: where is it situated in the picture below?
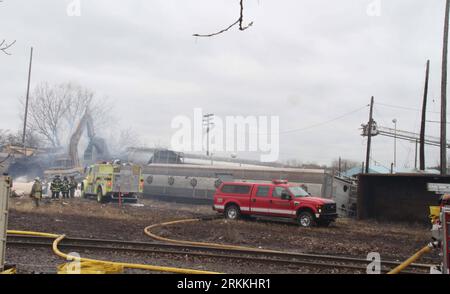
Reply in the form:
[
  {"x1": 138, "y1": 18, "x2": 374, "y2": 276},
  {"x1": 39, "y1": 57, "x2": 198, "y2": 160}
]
[{"x1": 6, "y1": 235, "x2": 433, "y2": 274}]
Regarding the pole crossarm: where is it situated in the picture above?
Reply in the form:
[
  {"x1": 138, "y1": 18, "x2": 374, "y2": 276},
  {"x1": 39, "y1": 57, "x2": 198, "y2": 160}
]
[{"x1": 362, "y1": 123, "x2": 450, "y2": 148}]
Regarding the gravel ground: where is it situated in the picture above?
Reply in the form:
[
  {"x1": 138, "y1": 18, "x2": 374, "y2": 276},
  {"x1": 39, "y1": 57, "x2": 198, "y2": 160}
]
[
  {"x1": 4, "y1": 196, "x2": 439, "y2": 274},
  {"x1": 157, "y1": 218, "x2": 437, "y2": 262}
]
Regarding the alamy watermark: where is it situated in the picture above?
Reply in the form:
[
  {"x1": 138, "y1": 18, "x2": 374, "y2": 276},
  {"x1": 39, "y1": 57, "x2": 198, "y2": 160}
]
[
  {"x1": 67, "y1": 0, "x2": 82, "y2": 17},
  {"x1": 170, "y1": 108, "x2": 280, "y2": 162},
  {"x1": 366, "y1": 252, "x2": 381, "y2": 274},
  {"x1": 366, "y1": 0, "x2": 382, "y2": 17}
]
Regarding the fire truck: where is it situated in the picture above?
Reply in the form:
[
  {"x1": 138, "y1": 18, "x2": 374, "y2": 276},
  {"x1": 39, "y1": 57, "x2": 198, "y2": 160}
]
[
  {"x1": 81, "y1": 162, "x2": 144, "y2": 203},
  {"x1": 213, "y1": 180, "x2": 337, "y2": 227}
]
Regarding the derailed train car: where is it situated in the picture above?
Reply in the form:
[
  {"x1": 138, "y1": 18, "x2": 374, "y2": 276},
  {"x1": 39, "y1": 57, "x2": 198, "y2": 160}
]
[{"x1": 142, "y1": 164, "x2": 333, "y2": 203}]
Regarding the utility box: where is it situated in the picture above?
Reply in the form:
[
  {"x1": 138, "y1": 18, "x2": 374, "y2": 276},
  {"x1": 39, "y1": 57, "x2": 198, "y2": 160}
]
[{"x1": 0, "y1": 175, "x2": 11, "y2": 271}]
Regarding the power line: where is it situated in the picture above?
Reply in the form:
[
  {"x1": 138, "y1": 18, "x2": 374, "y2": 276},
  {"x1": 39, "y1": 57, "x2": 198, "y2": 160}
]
[
  {"x1": 279, "y1": 105, "x2": 369, "y2": 135},
  {"x1": 427, "y1": 120, "x2": 450, "y2": 124},
  {"x1": 377, "y1": 102, "x2": 441, "y2": 114}
]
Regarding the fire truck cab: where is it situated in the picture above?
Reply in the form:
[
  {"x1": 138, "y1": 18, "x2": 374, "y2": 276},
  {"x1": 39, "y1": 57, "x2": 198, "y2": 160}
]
[{"x1": 213, "y1": 180, "x2": 338, "y2": 227}]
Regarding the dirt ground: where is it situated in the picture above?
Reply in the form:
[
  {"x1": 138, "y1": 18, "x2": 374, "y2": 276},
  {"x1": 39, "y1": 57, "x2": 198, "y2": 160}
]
[{"x1": 4, "y1": 196, "x2": 439, "y2": 274}]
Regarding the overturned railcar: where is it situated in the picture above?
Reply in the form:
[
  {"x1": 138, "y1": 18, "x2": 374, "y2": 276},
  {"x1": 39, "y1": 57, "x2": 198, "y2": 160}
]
[{"x1": 142, "y1": 164, "x2": 333, "y2": 203}]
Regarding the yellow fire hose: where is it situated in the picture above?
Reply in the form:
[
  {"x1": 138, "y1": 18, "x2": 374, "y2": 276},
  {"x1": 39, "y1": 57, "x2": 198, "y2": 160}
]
[
  {"x1": 7, "y1": 230, "x2": 220, "y2": 274},
  {"x1": 144, "y1": 218, "x2": 284, "y2": 254},
  {"x1": 387, "y1": 244, "x2": 434, "y2": 275}
]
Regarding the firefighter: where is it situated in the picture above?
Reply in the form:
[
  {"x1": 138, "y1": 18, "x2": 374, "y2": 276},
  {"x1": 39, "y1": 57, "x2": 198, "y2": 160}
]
[
  {"x1": 69, "y1": 176, "x2": 77, "y2": 198},
  {"x1": 50, "y1": 175, "x2": 62, "y2": 200},
  {"x1": 61, "y1": 176, "x2": 70, "y2": 199},
  {"x1": 30, "y1": 177, "x2": 43, "y2": 207}
]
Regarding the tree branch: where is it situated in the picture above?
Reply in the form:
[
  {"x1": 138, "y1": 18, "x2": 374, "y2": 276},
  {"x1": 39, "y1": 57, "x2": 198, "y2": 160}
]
[
  {"x1": 0, "y1": 1, "x2": 16, "y2": 55},
  {"x1": 193, "y1": 0, "x2": 253, "y2": 37}
]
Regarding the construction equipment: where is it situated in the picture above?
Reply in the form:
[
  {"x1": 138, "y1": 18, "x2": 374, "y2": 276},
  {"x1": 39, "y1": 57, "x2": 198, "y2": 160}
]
[
  {"x1": 69, "y1": 110, "x2": 109, "y2": 167},
  {"x1": 0, "y1": 176, "x2": 11, "y2": 272},
  {"x1": 45, "y1": 110, "x2": 109, "y2": 179}
]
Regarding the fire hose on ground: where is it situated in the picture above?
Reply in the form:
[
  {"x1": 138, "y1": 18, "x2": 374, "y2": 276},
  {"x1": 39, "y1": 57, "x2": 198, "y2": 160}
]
[
  {"x1": 387, "y1": 242, "x2": 436, "y2": 275},
  {"x1": 6, "y1": 230, "x2": 220, "y2": 274},
  {"x1": 144, "y1": 218, "x2": 284, "y2": 253}
]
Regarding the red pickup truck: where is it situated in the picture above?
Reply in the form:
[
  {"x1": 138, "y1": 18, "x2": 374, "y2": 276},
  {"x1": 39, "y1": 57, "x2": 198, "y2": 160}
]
[{"x1": 213, "y1": 180, "x2": 337, "y2": 227}]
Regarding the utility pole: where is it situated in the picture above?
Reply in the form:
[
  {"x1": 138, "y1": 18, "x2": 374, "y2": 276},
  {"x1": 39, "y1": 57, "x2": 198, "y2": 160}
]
[
  {"x1": 420, "y1": 60, "x2": 430, "y2": 171},
  {"x1": 441, "y1": 0, "x2": 450, "y2": 175},
  {"x1": 365, "y1": 97, "x2": 375, "y2": 174},
  {"x1": 415, "y1": 139, "x2": 419, "y2": 170},
  {"x1": 203, "y1": 113, "x2": 214, "y2": 159},
  {"x1": 22, "y1": 47, "x2": 33, "y2": 156},
  {"x1": 392, "y1": 118, "x2": 397, "y2": 168}
]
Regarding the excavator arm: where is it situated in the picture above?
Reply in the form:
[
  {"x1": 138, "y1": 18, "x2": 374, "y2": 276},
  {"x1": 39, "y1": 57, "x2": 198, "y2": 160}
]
[{"x1": 68, "y1": 110, "x2": 95, "y2": 168}]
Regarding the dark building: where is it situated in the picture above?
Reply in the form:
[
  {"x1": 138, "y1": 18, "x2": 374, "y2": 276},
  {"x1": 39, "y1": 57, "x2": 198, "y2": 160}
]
[{"x1": 357, "y1": 174, "x2": 450, "y2": 223}]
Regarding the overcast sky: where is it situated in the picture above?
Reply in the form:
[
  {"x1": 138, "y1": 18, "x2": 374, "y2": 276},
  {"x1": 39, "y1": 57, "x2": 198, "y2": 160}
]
[{"x1": 0, "y1": 0, "x2": 448, "y2": 167}]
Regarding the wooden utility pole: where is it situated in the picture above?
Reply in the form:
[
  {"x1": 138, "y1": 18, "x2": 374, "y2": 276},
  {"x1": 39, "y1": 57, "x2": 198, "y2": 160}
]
[
  {"x1": 441, "y1": 0, "x2": 450, "y2": 175},
  {"x1": 415, "y1": 139, "x2": 419, "y2": 169},
  {"x1": 22, "y1": 47, "x2": 33, "y2": 155},
  {"x1": 420, "y1": 60, "x2": 430, "y2": 171},
  {"x1": 365, "y1": 96, "x2": 375, "y2": 174}
]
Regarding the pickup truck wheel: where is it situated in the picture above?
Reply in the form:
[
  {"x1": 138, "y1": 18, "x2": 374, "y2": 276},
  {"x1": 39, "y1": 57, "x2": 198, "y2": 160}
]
[
  {"x1": 297, "y1": 211, "x2": 315, "y2": 227},
  {"x1": 225, "y1": 205, "x2": 240, "y2": 220}
]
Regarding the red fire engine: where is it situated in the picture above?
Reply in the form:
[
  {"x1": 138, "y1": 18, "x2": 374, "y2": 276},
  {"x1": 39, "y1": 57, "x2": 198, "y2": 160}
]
[{"x1": 213, "y1": 180, "x2": 337, "y2": 227}]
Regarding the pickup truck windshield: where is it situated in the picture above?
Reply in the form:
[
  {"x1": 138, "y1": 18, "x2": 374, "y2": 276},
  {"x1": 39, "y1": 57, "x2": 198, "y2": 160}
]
[{"x1": 289, "y1": 186, "x2": 310, "y2": 197}]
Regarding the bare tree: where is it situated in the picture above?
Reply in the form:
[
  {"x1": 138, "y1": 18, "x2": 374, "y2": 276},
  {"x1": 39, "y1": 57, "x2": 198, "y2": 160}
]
[
  {"x1": 0, "y1": 129, "x2": 41, "y2": 148},
  {"x1": 63, "y1": 83, "x2": 113, "y2": 136},
  {"x1": 24, "y1": 83, "x2": 70, "y2": 147},
  {"x1": 193, "y1": 0, "x2": 253, "y2": 37},
  {"x1": 107, "y1": 127, "x2": 141, "y2": 156},
  {"x1": 21, "y1": 82, "x2": 112, "y2": 148},
  {"x1": 331, "y1": 158, "x2": 360, "y2": 172},
  {"x1": 0, "y1": 39, "x2": 16, "y2": 55}
]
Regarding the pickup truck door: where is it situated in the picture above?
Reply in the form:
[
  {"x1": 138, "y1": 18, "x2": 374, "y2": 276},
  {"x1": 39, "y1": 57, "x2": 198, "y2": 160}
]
[
  {"x1": 249, "y1": 185, "x2": 272, "y2": 215},
  {"x1": 269, "y1": 187, "x2": 295, "y2": 217}
]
